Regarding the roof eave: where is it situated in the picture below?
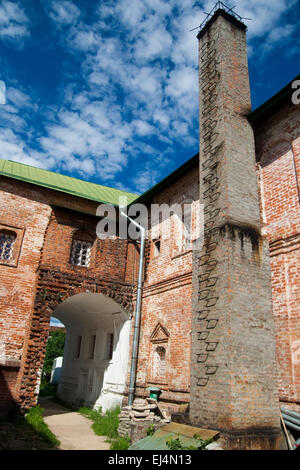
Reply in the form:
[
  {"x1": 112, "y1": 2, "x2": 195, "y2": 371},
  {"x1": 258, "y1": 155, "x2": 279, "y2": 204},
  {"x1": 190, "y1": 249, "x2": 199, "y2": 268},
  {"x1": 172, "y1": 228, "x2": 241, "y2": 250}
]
[
  {"x1": 248, "y1": 73, "x2": 300, "y2": 126},
  {"x1": 131, "y1": 153, "x2": 199, "y2": 206}
]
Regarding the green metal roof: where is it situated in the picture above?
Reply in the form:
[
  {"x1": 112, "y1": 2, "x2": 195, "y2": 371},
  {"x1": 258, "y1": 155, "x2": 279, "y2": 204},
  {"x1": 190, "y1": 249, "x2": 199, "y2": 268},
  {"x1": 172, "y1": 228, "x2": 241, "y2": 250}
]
[
  {"x1": 129, "y1": 422, "x2": 219, "y2": 450},
  {"x1": 0, "y1": 159, "x2": 138, "y2": 207}
]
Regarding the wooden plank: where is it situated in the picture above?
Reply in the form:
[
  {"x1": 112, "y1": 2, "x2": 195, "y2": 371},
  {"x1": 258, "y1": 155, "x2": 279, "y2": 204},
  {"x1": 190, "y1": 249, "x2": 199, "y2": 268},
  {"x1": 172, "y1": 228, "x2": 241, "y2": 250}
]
[{"x1": 159, "y1": 422, "x2": 219, "y2": 440}]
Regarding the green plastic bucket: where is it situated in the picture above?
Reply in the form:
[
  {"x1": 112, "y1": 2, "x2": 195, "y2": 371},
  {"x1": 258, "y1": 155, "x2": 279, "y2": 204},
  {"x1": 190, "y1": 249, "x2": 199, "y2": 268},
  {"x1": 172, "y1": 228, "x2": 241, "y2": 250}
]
[{"x1": 147, "y1": 387, "x2": 161, "y2": 400}]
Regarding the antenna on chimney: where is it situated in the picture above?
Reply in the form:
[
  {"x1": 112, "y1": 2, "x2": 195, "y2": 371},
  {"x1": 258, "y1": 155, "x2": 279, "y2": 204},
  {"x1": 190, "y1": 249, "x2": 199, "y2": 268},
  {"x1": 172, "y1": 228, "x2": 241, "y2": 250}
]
[{"x1": 189, "y1": 1, "x2": 252, "y2": 32}]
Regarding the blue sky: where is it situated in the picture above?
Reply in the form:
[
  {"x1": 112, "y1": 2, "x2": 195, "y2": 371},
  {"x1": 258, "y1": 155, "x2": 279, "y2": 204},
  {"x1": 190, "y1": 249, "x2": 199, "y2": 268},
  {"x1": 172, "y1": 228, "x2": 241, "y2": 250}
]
[{"x1": 0, "y1": 0, "x2": 299, "y2": 196}]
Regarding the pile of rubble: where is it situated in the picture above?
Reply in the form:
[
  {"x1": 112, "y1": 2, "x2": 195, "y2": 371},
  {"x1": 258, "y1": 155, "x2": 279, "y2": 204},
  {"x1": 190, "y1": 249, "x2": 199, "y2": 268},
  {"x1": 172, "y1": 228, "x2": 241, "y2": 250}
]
[
  {"x1": 118, "y1": 397, "x2": 170, "y2": 438},
  {"x1": 119, "y1": 397, "x2": 170, "y2": 423}
]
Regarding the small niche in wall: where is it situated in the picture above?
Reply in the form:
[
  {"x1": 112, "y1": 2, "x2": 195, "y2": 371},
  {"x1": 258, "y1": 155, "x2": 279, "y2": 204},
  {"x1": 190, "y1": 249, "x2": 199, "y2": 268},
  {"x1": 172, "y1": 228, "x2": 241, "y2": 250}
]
[
  {"x1": 89, "y1": 334, "x2": 96, "y2": 359},
  {"x1": 75, "y1": 335, "x2": 82, "y2": 359},
  {"x1": 152, "y1": 238, "x2": 161, "y2": 258},
  {"x1": 105, "y1": 333, "x2": 114, "y2": 360}
]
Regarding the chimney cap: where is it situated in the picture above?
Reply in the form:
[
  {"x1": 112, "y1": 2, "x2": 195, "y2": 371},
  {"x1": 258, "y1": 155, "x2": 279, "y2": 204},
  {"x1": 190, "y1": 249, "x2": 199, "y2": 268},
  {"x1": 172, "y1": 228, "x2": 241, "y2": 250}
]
[{"x1": 196, "y1": 2, "x2": 247, "y2": 39}]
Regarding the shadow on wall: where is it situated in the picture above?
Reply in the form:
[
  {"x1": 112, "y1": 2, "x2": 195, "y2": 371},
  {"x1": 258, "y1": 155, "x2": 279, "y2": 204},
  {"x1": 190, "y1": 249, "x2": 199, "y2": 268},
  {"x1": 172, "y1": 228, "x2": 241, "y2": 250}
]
[{"x1": 0, "y1": 363, "x2": 20, "y2": 419}]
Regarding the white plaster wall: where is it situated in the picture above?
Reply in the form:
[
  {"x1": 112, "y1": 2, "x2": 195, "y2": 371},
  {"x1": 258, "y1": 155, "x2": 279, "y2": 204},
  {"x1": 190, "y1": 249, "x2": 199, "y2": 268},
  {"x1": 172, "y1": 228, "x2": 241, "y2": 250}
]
[
  {"x1": 95, "y1": 319, "x2": 131, "y2": 411},
  {"x1": 50, "y1": 356, "x2": 63, "y2": 384},
  {"x1": 58, "y1": 319, "x2": 131, "y2": 412}
]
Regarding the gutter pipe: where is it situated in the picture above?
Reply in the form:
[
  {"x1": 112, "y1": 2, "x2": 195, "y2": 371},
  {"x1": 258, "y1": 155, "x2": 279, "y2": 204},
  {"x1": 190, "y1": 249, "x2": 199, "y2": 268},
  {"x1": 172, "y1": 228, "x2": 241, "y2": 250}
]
[
  {"x1": 281, "y1": 409, "x2": 300, "y2": 433},
  {"x1": 284, "y1": 420, "x2": 300, "y2": 433},
  {"x1": 120, "y1": 211, "x2": 146, "y2": 406},
  {"x1": 281, "y1": 407, "x2": 300, "y2": 422}
]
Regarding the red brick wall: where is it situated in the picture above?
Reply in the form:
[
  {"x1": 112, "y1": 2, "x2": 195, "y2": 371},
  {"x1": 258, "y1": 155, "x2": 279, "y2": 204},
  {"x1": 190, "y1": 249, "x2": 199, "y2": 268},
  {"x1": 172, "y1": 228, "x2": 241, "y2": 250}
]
[
  {"x1": 255, "y1": 100, "x2": 300, "y2": 409},
  {"x1": 0, "y1": 176, "x2": 137, "y2": 411},
  {"x1": 0, "y1": 366, "x2": 19, "y2": 414},
  {"x1": 0, "y1": 179, "x2": 52, "y2": 361},
  {"x1": 133, "y1": 165, "x2": 199, "y2": 413},
  {"x1": 0, "y1": 95, "x2": 299, "y2": 416}
]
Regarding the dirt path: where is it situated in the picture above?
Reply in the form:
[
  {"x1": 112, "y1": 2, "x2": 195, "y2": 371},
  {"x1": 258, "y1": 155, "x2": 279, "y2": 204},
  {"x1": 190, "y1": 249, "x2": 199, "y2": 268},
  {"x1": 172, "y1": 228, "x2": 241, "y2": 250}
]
[{"x1": 39, "y1": 397, "x2": 111, "y2": 450}]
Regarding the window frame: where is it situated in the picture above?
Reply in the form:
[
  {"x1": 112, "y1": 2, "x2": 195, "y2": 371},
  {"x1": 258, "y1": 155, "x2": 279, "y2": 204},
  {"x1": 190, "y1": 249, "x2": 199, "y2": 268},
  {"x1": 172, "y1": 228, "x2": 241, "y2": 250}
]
[
  {"x1": 0, "y1": 224, "x2": 24, "y2": 267},
  {"x1": 70, "y1": 239, "x2": 92, "y2": 267}
]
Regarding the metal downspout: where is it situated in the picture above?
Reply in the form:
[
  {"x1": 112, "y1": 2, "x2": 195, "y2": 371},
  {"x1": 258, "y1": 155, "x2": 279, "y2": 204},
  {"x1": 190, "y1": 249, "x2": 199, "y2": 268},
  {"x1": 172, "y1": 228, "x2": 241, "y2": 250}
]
[{"x1": 120, "y1": 211, "x2": 146, "y2": 406}]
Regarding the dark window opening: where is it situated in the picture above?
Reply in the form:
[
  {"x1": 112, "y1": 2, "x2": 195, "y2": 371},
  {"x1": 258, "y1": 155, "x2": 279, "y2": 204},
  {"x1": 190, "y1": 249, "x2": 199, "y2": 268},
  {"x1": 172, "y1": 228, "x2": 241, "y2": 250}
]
[
  {"x1": 89, "y1": 335, "x2": 96, "y2": 359},
  {"x1": 75, "y1": 336, "x2": 82, "y2": 358},
  {"x1": 153, "y1": 238, "x2": 161, "y2": 257}
]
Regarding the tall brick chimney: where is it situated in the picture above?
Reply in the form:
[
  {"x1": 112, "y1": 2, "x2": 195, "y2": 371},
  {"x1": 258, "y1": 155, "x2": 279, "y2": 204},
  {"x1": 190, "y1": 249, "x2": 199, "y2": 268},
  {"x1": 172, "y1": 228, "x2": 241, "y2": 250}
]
[{"x1": 190, "y1": 7, "x2": 284, "y2": 449}]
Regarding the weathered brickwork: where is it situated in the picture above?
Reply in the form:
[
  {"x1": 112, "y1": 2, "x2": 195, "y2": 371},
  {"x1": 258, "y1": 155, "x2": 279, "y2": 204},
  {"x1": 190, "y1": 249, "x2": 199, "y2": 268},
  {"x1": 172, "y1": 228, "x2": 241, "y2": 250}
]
[
  {"x1": 0, "y1": 177, "x2": 138, "y2": 413},
  {"x1": 126, "y1": 165, "x2": 199, "y2": 415},
  {"x1": 254, "y1": 99, "x2": 300, "y2": 412},
  {"x1": 189, "y1": 10, "x2": 282, "y2": 449},
  {"x1": 0, "y1": 8, "x2": 298, "y2": 450}
]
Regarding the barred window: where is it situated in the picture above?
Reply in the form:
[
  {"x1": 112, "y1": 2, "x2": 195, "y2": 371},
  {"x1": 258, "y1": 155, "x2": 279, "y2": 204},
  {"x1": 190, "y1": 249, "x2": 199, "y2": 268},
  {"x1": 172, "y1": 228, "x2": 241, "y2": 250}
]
[
  {"x1": 70, "y1": 240, "x2": 92, "y2": 267},
  {"x1": 0, "y1": 231, "x2": 16, "y2": 261}
]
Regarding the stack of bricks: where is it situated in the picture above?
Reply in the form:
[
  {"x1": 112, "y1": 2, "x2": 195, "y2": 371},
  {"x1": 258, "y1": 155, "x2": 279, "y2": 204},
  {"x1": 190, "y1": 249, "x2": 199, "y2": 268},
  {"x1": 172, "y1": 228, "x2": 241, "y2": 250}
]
[{"x1": 118, "y1": 398, "x2": 170, "y2": 440}]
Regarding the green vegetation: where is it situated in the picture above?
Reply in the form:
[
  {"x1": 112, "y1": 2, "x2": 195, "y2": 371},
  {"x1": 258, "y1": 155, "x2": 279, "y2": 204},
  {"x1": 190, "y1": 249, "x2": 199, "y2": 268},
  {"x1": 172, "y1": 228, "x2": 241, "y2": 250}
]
[
  {"x1": 79, "y1": 405, "x2": 130, "y2": 450},
  {"x1": 0, "y1": 405, "x2": 60, "y2": 450},
  {"x1": 165, "y1": 434, "x2": 213, "y2": 450},
  {"x1": 110, "y1": 435, "x2": 131, "y2": 450},
  {"x1": 42, "y1": 329, "x2": 66, "y2": 384},
  {"x1": 25, "y1": 405, "x2": 60, "y2": 447},
  {"x1": 147, "y1": 424, "x2": 155, "y2": 436}
]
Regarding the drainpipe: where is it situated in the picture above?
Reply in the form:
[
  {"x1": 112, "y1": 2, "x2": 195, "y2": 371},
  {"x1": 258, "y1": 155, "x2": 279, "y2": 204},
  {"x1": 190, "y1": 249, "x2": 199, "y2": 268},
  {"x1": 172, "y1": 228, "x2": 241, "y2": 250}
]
[{"x1": 120, "y1": 211, "x2": 146, "y2": 406}]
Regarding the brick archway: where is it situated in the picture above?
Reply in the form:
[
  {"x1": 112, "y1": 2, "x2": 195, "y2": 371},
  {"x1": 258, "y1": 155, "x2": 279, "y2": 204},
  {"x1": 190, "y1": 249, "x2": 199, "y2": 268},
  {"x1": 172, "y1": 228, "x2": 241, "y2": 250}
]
[{"x1": 16, "y1": 267, "x2": 135, "y2": 411}]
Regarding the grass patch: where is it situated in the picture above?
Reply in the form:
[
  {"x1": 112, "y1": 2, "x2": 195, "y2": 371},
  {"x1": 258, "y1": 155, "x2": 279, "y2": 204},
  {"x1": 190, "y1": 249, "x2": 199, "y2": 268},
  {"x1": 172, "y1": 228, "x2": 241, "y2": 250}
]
[
  {"x1": 110, "y1": 435, "x2": 131, "y2": 450},
  {"x1": 165, "y1": 434, "x2": 213, "y2": 450},
  {"x1": 25, "y1": 405, "x2": 60, "y2": 447},
  {"x1": 0, "y1": 405, "x2": 60, "y2": 450},
  {"x1": 79, "y1": 405, "x2": 120, "y2": 439},
  {"x1": 79, "y1": 405, "x2": 130, "y2": 450}
]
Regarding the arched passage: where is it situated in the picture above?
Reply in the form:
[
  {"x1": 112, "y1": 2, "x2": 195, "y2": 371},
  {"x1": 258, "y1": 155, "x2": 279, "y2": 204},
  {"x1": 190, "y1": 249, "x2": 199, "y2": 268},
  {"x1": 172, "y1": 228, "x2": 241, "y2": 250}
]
[
  {"x1": 53, "y1": 292, "x2": 131, "y2": 411},
  {"x1": 16, "y1": 270, "x2": 134, "y2": 412}
]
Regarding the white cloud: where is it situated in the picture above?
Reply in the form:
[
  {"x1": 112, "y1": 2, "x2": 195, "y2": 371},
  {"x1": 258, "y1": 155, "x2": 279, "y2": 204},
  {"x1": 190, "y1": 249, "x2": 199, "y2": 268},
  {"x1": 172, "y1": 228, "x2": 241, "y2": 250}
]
[
  {"x1": 48, "y1": 0, "x2": 81, "y2": 26},
  {"x1": 0, "y1": 128, "x2": 51, "y2": 168},
  {"x1": 128, "y1": 67, "x2": 164, "y2": 96},
  {"x1": 153, "y1": 110, "x2": 170, "y2": 127},
  {"x1": 132, "y1": 119, "x2": 155, "y2": 136},
  {"x1": 7, "y1": 87, "x2": 35, "y2": 109},
  {"x1": 133, "y1": 21, "x2": 173, "y2": 61},
  {"x1": 0, "y1": 1, "x2": 30, "y2": 44},
  {"x1": 166, "y1": 66, "x2": 198, "y2": 98},
  {"x1": 0, "y1": 0, "x2": 297, "y2": 194},
  {"x1": 267, "y1": 24, "x2": 296, "y2": 43},
  {"x1": 0, "y1": 81, "x2": 6, "y2": 105},
  {"x1": 115, "y1": 0, "x2": 148, "y2": 29}
]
